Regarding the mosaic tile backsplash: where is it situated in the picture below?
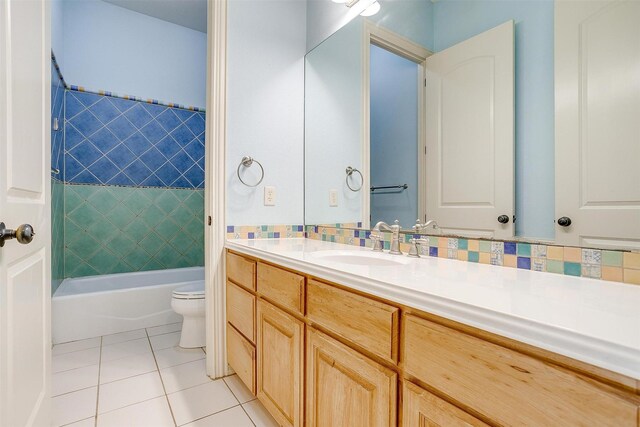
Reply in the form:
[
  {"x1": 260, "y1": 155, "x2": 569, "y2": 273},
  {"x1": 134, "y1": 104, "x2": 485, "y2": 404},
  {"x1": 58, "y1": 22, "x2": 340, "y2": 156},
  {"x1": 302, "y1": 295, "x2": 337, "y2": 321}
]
[
  {"x1": 65, "y1": 185, "x2": 204, "y2": 278},
  {"x1": 64, "y1": 89, "x2": 205, "y2": 188},
  {"x1": 226, "y1": 225, "x2": 305, "y2": 240},
  {"x1": 306, "y1": 226, "x2": 640, "y2": 286}
]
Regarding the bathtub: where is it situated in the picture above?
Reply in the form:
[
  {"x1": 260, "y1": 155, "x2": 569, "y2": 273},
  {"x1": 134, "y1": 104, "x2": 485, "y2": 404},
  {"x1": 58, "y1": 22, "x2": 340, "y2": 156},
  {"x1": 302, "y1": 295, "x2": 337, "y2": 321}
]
[{"x1": 52, "y1": 267, "x2": 204, "y2": 344}]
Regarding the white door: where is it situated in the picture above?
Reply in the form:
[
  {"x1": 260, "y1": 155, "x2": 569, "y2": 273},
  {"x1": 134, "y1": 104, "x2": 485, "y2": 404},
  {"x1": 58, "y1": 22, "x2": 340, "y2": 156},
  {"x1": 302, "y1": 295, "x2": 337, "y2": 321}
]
[
  {"x1": 555, "y1": 0, "x2": 640, "y2": 249},
  {"x1": 0, "y1": 0, "x2": 52, "y2": 425},
  {"x1": 425, "y1": 21, "x2": 514, "y2": 239}
]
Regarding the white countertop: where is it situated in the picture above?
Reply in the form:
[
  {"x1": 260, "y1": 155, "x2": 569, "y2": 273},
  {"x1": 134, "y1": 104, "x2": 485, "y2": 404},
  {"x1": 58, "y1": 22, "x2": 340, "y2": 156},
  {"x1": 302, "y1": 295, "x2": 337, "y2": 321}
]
[{"x1": 226, "y1": 238, "x2": 640, "y2": 379}]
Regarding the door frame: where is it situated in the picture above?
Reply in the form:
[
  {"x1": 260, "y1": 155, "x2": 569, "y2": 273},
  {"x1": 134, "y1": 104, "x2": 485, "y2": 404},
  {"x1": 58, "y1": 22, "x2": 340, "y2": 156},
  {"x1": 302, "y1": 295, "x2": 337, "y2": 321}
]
[
  {"x1": 362, "y1": 21, "x2": 432, "y2": 229},
  {"x1": 204, "y1": 0, "x2": 228, "y2": 379}
]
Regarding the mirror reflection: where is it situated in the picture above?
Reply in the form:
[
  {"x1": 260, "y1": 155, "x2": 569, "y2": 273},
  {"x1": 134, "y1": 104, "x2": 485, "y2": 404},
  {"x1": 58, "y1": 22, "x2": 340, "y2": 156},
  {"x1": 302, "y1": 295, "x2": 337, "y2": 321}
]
[{"x1": 305, "y1": 0, "x2": 639, "y2": 249}]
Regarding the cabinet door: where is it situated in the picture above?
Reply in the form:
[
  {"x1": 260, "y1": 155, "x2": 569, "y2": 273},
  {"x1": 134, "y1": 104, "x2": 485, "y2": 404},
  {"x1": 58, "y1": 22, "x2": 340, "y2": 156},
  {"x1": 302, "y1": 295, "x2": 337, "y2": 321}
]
[
  {"x1": 256, "y1": 300, "x2": 303, "y2": 427},
  {"x1": 306, "y1": 328, "x2": 397, "y2": 427},
  {"x1": 403, "y1": 381, "x2": 487, "y2": 427}
]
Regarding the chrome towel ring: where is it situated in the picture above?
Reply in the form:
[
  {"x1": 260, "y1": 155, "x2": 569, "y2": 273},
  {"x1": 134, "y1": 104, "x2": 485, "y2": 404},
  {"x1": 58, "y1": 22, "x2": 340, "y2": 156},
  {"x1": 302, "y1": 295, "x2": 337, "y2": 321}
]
[
  {"x1": 345, "y1": 166, "x2": 363, "y2": 192},
  {"x1": 237, "y1": 156, "x2": 265, "y2": 187}
]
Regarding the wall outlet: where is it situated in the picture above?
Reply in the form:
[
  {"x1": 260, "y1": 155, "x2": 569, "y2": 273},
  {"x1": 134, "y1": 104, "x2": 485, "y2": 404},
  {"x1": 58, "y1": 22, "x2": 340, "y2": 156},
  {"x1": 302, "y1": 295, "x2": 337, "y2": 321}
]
[
  {"x1": 264, "y1": 186, "x2": 276, "y2": 206},
  {"x1": 329, "y1": 189, "x2": 338, "y2": 207}
]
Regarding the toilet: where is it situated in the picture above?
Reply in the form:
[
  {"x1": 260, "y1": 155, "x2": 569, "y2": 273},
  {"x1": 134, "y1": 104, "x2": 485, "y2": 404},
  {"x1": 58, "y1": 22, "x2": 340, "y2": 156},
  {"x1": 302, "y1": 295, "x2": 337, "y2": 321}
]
[{"x1": 170, "y1": 281, "x2": 206, "y2": 348}]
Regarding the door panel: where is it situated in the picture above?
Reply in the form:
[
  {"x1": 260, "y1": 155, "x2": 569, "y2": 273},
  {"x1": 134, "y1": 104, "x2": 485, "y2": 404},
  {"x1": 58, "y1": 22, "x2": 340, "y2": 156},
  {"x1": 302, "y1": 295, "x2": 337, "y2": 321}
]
[
  {"x1": 555, "y1": 0, "x2": 640, "y2": 248},
  {"x1": 0, "y1": 0, "x2": 51, "y2": 425},
  {"x1": 426, "y1": 21, "x2": 514, "y2": 239},
  {"x1": 306, "y1": 328, "x2": 397, "y2": 427},
  {"x1": 256, "y1": 300, "x2": 303, "y2": 427}
]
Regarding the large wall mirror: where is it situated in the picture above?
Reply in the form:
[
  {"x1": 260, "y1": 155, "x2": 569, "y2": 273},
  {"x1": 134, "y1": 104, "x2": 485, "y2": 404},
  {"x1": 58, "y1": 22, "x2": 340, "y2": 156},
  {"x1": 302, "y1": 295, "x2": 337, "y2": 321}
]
[{"x1": 304, "y1": 0, "x2": 640, "y2": 250}]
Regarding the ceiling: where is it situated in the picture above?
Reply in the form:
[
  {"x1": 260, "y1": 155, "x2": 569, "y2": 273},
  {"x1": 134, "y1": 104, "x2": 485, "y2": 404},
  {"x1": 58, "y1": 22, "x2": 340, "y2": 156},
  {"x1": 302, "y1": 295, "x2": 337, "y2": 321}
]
[{"x1": 102, "y1": 0, "x2": 207, "y2": 33}]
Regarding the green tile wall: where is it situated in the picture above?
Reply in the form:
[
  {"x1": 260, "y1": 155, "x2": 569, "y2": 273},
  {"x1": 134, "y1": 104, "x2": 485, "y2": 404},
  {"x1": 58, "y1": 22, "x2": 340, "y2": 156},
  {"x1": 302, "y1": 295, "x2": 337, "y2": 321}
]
[
  {"x1": 52, "y1": 178, "x2": 65, "y2": 291},
  {"x1": 64, "y1": 184, "x2": 204, "y2": 278}
]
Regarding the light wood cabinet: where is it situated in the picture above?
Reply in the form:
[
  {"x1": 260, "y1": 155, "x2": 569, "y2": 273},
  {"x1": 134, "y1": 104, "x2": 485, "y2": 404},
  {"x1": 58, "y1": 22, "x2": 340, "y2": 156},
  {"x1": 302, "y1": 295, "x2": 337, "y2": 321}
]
[
  {"x1": 257, "y1": 262, "x2": 305, "y2": 315},
  {"x1": 226, "y1": 280, "x2": 255, "y2": 343},
  {"x1": 227, "y1": 251, "x2": 256, "y2": 291},
  {"x1": 403, "y1": 314, "x2": 638, "y2": 426},
  {"x1": 306, "y1": 327, "x2": 397, "y2": 427},
  {"x1": 307, "y1": 279, "x2": 399, "y2": 363},
  {"x1": 226, "y1": 324, "x2": 256, "y2": 395},
  {"x1": 225, "y1": 250, "x2": 639, "y2": 427},
  {"x1": 257, "y1": 300, "x2": 304, "y2": 427},
  {"x1": 402, "y1": 381, "x2": 487, "y2": 427}
]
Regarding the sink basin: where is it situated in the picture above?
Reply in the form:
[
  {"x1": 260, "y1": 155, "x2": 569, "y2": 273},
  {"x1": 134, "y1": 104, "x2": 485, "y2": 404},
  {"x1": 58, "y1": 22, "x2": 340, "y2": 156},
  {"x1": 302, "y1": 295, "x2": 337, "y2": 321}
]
[{"x1": 307, "y1": 250, "x2": 410, "y2": 267}]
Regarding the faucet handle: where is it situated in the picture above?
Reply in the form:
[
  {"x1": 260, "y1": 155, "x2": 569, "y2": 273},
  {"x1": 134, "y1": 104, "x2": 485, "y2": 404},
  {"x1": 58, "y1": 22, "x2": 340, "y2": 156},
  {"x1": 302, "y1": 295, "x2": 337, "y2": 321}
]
[
  {"x1": 407, "y1": 237, "x2": 429, "y2": 258},
  {"x1": 368, "y1": 231, "x2": 384, "y2": 252},
  {"x1": 412, "y1": 219, "x2": 423, "y2": 233}
]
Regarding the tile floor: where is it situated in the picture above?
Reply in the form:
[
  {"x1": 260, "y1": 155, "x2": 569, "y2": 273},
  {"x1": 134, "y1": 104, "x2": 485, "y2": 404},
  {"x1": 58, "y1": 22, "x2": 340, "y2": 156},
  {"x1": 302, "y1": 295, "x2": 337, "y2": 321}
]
[{"x1": 52, "y1": 322, "x2": 278, "y2": 427}]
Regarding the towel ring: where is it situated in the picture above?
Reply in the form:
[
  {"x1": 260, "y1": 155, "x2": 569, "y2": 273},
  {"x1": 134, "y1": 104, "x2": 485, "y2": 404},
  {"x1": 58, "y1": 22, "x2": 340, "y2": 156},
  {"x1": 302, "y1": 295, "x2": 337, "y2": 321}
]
[
  {"x1": 345, "y1": 166, "x2": 363, "y2": 192},
  {"x1": 237, "y1": 156, "x2": 264, "y2": 187}
]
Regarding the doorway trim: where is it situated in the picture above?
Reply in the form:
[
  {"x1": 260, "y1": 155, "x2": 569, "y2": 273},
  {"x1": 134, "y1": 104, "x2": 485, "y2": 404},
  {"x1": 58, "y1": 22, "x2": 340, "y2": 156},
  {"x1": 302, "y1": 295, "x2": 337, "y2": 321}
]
[
  {"x1": 362, "y1": 21, "x2": 432, "y2": 228},
  {"x1": 205, "y1": 0, "x2": 228, "y2": 379}
]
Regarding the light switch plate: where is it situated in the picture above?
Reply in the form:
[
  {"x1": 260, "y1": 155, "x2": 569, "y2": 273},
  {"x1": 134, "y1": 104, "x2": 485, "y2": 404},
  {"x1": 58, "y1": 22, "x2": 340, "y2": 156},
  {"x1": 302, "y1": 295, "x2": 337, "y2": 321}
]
[
  {"x1": 329, "y1": 189, "x2": 338, "y2": 207},
  {"x1": 264, "y1": 186, "x2": 276, "y2": 206}
]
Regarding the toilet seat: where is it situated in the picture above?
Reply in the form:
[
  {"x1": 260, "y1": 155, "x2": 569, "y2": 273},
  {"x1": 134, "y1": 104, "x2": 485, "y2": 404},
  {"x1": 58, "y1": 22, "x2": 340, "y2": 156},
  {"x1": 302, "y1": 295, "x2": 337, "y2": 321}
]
[{"x1": 172, "y1": 281, "x2": 205, "y2": 300}]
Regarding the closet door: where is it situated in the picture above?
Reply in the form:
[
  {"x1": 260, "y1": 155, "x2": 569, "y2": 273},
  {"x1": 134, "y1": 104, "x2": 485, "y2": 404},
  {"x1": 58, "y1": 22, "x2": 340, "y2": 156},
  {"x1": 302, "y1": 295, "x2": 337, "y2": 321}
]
[
  {"x1": 555, "y1": 0, "x2": 640, "y2": 249},
  {"x1": 425, "y1": 21, "x2": 514, "y2": 239}
]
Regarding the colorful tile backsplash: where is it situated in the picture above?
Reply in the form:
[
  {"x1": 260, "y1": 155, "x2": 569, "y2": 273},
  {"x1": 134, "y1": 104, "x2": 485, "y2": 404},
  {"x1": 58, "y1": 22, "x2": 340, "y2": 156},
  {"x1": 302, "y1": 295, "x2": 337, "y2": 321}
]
[
  {"x1": 226, "y1": 225, "x2": 305, "y2": 240},
  {"x1": 305, "y1": 225, "x2": 640, "y2": 286},
  {"x1": 65, "y1": 184, "x2": 204, "y2": 278},
  {"x1": 64, "y1": 89, "x2": 205, "y2": 188}
]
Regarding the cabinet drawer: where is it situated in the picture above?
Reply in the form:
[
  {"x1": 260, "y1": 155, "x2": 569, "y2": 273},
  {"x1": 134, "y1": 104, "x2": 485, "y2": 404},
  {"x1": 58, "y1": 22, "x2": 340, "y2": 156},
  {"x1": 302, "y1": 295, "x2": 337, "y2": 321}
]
[
  {"x1": 227, "y1": 251, "x2": 256, "y2": 291},
  {"x1": 403, "y1": 314, "x2": 638, "y2": 426},
  {"x1": 226, "y1": 323, "x2": 256, "y2": 396},
  {"x1": 307, "y1": 279, "x2": 399, "y2": 362},
  {"x1": 402, "y1": 381, "x2": 487, "y2": 427},
  {"x1": 257, "y1": 262, "x2": 304, "y2": 315},
  {"x1": 226, "y1": 281, "x2": 255, "y2": 343}
]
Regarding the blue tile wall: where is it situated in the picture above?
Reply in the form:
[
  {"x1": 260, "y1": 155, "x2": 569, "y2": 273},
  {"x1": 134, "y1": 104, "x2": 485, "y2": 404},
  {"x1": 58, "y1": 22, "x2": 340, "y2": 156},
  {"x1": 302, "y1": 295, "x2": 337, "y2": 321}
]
[
  {"x1": 51, "y1": 58, "x2": 65, "y2": 293},
  {"x1": 51, "y1": 63, "x2": 65, "y2": 180},
  {"x1": 64, "y1": 90, "x2": 205, "y2": 188}
]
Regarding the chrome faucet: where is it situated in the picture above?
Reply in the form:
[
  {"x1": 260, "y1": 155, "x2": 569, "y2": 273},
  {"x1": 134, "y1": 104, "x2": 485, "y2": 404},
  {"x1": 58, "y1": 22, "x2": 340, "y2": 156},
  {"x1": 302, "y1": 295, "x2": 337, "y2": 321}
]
[
  {"x1": 371, "y1": 220, "x2": 403, "y2": 255},
  {"x1": 413, "y1": 219, "x2": 439, "y2": 234}
]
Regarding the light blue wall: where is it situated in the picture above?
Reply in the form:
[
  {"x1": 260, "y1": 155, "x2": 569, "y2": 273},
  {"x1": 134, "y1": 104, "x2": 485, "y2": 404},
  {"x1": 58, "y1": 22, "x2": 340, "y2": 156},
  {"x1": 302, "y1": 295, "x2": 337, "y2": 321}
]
[
  {"x1": 62, "y1": 0, "x2": 207, "y2": 108},
  {"x1": 226, "y1": 0, "x2": 307, "y2": 226},
  {"x1": 307, "y1": 0, "x2": 435, "y2": 53},
  {"x1": 51, "y1": 0, "x2": 64, "y2": 65},
  {"x1": 305, "y1": 19, "x2": 364, "y2": 225},
  {"x1": 433, "y1": 0, "x2": 555, "y2": 239},
  {"x1": 370, "y1": 45, "x2": 419, "y2": 227}
]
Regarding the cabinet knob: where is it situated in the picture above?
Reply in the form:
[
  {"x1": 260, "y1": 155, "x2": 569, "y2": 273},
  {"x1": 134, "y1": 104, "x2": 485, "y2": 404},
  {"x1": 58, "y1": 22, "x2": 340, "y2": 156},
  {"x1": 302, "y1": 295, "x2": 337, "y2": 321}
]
[
  {"x1": 497, "y1": 215, "x2": 510, "y2": 224},
  {"x1": 557, "y1": 217, "x2": 572, "y2": 227}
]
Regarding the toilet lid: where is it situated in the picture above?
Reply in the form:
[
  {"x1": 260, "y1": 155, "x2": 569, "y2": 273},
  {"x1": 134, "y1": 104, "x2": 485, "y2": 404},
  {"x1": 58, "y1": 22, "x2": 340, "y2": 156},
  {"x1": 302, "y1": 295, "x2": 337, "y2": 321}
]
[{"x1": 173, "y1": 281, "x2": 205, "y2": 299}]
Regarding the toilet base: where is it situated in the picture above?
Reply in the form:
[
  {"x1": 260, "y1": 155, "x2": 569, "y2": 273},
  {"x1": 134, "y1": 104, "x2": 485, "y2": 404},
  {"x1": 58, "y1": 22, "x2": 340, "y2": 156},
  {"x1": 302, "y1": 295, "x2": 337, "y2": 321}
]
[
  {"x1": 179, "y1": 314, "x2": 206, "y2": 348},
  {"x1": 171, "y1": 297, "x2": 206, "y2": 349}
]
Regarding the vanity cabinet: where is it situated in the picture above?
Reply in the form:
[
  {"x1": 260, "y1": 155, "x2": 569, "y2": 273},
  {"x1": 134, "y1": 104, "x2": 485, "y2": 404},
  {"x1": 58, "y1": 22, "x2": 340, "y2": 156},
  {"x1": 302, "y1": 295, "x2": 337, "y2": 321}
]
[
  {"x1": 402, "y1": 381, "x2": 487, "y2": 427},
  {"x1": 225, "y1": 250, "x2": 640, "y2": 427},
  {"x1": 256, "y1": 300, "x2": 304, "y2": 427},
  {"x1": 306, "y1": 327, "x2": 397, "y2": 427}
]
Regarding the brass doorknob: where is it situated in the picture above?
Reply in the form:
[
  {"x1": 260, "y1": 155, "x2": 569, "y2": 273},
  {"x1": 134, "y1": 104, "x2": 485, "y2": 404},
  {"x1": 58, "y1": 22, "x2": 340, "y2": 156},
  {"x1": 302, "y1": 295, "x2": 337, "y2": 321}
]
[{"x1": 0, "y1": 222, "x2": 35, "y2": 247}]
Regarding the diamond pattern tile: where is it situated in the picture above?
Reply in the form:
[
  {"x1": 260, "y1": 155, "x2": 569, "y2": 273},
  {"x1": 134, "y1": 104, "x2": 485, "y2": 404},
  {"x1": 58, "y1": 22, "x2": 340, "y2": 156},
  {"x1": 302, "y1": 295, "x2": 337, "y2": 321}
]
[
  {"x1": 51, "y1": 59, "x2": 66, "y2": 292},
  {"x1": 64, "y1": 91, "x2": 205, "y2": 189},
  {"x1": 64, "y1": 185, "x2": 204, "y2": 278}
]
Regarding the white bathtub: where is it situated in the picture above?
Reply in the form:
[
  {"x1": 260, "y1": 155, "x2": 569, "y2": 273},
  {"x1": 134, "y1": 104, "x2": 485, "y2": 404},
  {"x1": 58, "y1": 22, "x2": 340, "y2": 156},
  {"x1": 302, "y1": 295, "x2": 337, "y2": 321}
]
[{"x1": 53, "y1": 267, "x2": 204, "y2": 344}]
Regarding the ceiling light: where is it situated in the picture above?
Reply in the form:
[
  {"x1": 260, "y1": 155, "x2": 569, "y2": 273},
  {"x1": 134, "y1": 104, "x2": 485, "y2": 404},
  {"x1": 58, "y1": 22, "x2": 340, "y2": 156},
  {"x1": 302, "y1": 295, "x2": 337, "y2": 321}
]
[
  {"x1": 360, "y1": 0, "x2": 380, "y2": 16},
  {"x1": 332, "y1": 0, "x2": 347, "y2": 3}
]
